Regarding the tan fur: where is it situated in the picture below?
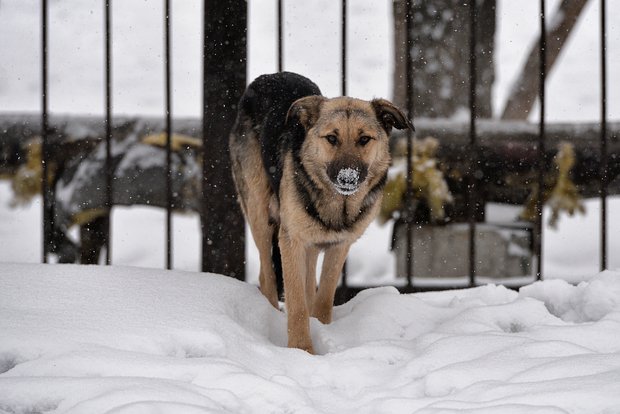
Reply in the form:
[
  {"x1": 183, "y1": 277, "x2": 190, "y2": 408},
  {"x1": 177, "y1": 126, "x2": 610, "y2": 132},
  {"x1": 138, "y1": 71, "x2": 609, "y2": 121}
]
[
  {"x1": 230, "y1": 123, "x2": 279, "y2": 308},
  {"x1": 232, "y1": 94, "x2": 411, "y2": 354}
]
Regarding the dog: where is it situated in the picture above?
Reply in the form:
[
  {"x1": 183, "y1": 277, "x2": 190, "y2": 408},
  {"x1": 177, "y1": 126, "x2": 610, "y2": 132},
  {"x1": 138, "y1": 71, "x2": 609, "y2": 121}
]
[{"x1": 229, "y1": 72, "x2": 414, "y2": 353}]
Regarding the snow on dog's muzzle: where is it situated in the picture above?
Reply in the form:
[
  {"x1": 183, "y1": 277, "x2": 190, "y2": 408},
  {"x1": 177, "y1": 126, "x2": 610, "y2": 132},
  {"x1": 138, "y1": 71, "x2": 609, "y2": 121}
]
[
  {"x1": 328, "y1": 161, "x2": 368, "y2": 196},
  {"x1": 335, "y1": 168, "x2": 360, "y2": 195}
]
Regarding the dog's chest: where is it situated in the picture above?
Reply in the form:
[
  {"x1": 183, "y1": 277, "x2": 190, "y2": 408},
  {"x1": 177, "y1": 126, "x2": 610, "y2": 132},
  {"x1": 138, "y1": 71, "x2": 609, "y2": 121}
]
[{"x1": 279, "y1": 162, "x2": 378, "y2": 245}]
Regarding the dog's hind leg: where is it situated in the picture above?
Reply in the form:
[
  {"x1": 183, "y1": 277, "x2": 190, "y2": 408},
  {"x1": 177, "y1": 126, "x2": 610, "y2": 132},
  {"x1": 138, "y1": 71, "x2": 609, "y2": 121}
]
[
  {"x1": 230, "y1": 130, "x2": 279, "y2": 309},
  {"x1": 251, "y1": 218, "x2": 279, "y2": 309},
  {"x1": 312, "y1": 243, "x2": 351, "y2": 324},
  {"x1": 243, "y1": 191, "x2": 279, "y2": 309}
]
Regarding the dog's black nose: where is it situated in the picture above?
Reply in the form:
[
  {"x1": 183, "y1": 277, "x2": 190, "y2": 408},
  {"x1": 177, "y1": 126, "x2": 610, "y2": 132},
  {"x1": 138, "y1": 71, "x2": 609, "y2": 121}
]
[
  {"x1": 328, "y1": 161, "x2": 368, "y2": 196},
  {"x1": 332, "y1": 167, "x2": 363, "y2": 195},
  {"x1": 337, "y1": 168, "x2": 360, "y2": 187}
]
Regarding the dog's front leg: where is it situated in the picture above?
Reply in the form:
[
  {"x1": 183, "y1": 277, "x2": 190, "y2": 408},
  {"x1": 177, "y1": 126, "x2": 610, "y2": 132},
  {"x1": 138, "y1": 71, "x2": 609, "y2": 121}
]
[
  {"x1": 279, "y1": 228, "x2": 314, "y2": 353},
  {"x1": 305, "y1": 246, "x2": 319, "y2": 313},
  {"x1": 312, "y1": 243, "x2": 351, "y2": 324}
]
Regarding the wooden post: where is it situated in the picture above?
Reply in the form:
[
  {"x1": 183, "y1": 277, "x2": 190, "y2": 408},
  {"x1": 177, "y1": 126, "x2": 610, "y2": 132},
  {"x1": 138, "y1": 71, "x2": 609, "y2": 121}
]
[{"x1": 201, "y1": 0, "x2": 246, "y2": 279}]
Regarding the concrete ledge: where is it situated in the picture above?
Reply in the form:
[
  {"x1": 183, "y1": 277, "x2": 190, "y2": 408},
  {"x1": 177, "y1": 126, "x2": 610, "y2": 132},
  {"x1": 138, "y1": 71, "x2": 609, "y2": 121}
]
[{"x1": 394, "y1": 222, "x2": 533, "y2": 279}]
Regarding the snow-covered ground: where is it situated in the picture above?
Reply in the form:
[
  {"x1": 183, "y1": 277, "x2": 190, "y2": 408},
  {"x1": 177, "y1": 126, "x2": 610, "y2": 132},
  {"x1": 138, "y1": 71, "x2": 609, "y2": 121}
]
[{"x1": 1, "y1": 263, "x2": 620, "y2": 413}]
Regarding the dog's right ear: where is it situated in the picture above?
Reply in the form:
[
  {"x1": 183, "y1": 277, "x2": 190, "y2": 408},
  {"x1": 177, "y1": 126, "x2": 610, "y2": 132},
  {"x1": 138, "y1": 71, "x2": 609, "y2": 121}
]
[{"x1": 286, "y1": 95, "x2": 326, "y2": 130}]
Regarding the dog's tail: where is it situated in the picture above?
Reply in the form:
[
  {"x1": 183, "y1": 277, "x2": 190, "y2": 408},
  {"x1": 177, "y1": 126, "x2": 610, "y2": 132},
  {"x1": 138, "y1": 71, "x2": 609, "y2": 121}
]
[{"x1": 272, "y1": 231, "x2": 284, "y2": 300}]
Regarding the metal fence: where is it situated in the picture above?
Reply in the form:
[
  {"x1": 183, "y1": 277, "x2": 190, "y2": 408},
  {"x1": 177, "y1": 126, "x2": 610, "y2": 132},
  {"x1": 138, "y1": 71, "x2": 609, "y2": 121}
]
[{"x1": 30, "y1": 0, "x2": 612, "y2": 301}]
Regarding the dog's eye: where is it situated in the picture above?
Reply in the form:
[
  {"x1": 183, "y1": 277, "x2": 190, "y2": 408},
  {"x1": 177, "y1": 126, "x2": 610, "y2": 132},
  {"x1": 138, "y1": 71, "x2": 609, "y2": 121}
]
[
  {"x1": 358, "y1": 136, "x2": 373, "y2": 146},
  {"x1": 325, "y1": 135, "x2": 338, "y2": 146}
]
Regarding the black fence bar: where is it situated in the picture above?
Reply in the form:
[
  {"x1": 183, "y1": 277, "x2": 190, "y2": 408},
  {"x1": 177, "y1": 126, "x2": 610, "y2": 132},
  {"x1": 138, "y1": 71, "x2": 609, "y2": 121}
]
[
  {"x1": 536, "y1": 0, "x2": 546, "y2": 280},
  {"x1": 468, "y1": 0, "x2": 478, "y2": 287},
  {"x1": 277, "y1": 0, "x2": 283, "y2": 72},
  {"x1": 600, "y1": 0, "x2": 608, "y2": 271},
  {"x1": 201, "y1": 0, "x2": 246, "y2": 278},
  {"x1": 104, "y1": 0, "x2": 113, "y2": 265},
  {"x1": 341, "y1": 0, "x2": 347, "y2": 97},
  {"x1": 164, "y1": 0, "x2": 173, "y2": 269},
  {"x1": 404, "y1": 0, "x2": 414, "y2": 287},
  {"x1": 341, "y1": 0, "x2": 348, "y2": 286},
  {"x1": 41, "y1": 0, "x2": 49, "y2": 263}
]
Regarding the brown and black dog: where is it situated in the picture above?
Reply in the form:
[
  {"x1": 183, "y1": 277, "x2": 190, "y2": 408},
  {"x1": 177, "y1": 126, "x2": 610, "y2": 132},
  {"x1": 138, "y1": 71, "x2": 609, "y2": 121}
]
[{"x1": 230, "y1": 72, "x2": 414, "y2": 353}]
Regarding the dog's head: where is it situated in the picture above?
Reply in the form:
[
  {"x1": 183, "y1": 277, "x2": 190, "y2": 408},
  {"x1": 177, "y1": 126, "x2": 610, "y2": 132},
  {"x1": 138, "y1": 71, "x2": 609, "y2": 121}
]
[{"x1": 287, "y1": 96, "x2": 414, "y2": 196}]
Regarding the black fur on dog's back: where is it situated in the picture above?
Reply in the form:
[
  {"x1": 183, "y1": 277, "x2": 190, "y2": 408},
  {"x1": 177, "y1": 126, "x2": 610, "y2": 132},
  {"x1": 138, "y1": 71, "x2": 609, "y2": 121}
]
[
  {"x1": 237, "y1": 72, "x2": 321, "y2": 196},
  {"x1": 235, "y1": 72, "x2": 321, "y2": 297}
]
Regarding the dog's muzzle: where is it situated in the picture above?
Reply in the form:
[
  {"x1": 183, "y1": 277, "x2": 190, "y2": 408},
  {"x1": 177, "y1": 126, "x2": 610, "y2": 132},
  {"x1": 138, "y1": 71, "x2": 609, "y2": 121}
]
[
  {"x1": 326, "y1": 160, "x2": 368, "y2": 196},
  {"x1": 334, "y1": 167, "x2": 361, "y2": 195}
]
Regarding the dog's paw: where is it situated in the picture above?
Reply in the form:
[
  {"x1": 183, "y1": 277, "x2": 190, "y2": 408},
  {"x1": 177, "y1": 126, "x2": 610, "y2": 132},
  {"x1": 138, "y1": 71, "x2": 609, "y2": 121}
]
[
  {"x1": 311, "y1": 305, "x2": 333, "y2": 325},
  {"x1": 288, "y1": 338, "x2": 315, "y2": 355},
  {"x1": 258, "y1": 285, "x2": 280, "y2": 310},
  {"x1": 267, "y1": 295, "x2": 280, "y2": 310}
]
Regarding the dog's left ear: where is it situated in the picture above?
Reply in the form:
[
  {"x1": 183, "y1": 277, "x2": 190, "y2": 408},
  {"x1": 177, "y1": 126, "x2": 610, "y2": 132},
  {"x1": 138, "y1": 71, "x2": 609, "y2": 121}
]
[
  {"x1": 371, "y1": 99, "x2": 415, "y2": 133},
  {"x1": 286, "y1": 95, "x2": 326, "y2": 130}
]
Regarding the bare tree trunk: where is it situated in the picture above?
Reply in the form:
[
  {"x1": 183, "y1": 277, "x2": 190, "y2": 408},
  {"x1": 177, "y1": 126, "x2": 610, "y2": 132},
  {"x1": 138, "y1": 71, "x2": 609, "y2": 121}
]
[
  {"x1": 393, "y1": 0, "x2": 496, "y2": 118},
  {"x1": 501, "y1": 0, "x2": 590, "y2": 120}
]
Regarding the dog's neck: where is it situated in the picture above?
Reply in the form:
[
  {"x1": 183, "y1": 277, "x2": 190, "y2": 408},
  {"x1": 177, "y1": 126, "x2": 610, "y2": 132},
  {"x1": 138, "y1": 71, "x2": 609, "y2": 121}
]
[{"x1": 290, "y1": 153, "x2": 386, "y2": 233}]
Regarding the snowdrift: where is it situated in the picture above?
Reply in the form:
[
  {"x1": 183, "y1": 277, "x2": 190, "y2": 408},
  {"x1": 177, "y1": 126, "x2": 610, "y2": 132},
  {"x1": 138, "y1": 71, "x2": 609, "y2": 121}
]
[{"x1": 1, "y1": 263, "x2": 620, "y2": 413}]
